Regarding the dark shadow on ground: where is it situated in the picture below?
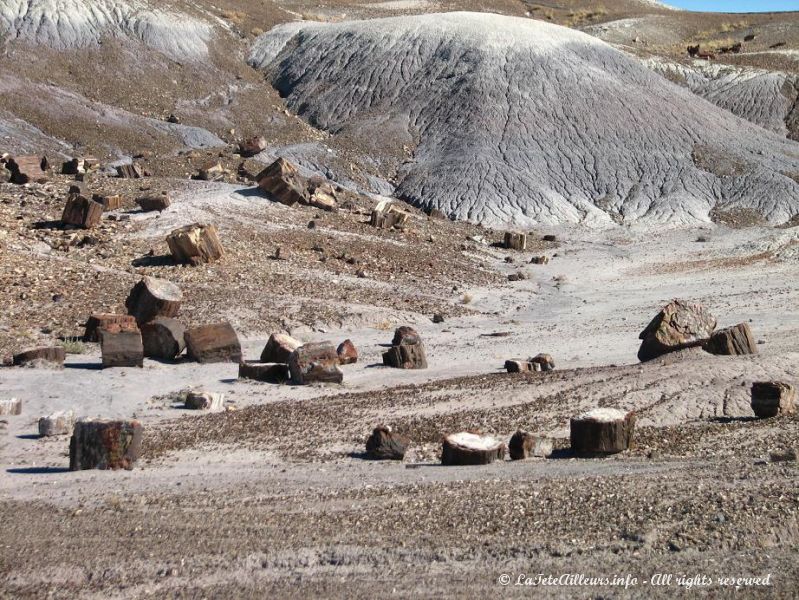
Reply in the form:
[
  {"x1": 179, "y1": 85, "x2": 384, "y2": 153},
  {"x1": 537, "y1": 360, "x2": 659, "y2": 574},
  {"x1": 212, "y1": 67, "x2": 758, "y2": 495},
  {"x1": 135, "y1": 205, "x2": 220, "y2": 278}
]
[
  {"x1": 132, "y1": 254, "x2": 174, "y2": 268},
  {"x1": 7, "y1": 467, "x2": 70, "y2": 474}
]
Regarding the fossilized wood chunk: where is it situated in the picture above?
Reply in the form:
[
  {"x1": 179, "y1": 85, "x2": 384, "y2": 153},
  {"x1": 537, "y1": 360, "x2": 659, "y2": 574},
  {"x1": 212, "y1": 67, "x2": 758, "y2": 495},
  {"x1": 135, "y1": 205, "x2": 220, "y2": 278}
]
[
  {"x1": 84, "y1": 314, "x2": 138, "y2": 342},
  {"x1": 570, "y1": 408, "x2": 635, "y2": 456},
  {"x1": 530, "y1": 353, "x2": 555, "y2": 371},
  {"x1": 392, "y1": 326, "x2": 421, "y2": 346},
  {"x1": 257, "y1": 158, "x2": 306, "y2": 206},
  {"x1": 638, "y1": 300, "x2": 716, "y2": 362},
  {"x1": 92, "y1": 193, "x2": 123, "y2": 211},
  {"x1": 508, "y1": 431, "x2": 553, "y2": 460},
  {"x1": 166, "y1": 223, "x2": 224, "y2": 265},
  {"x1": 382, "y1": 344, "x2": 428, "y2": 369},
  {"x1": 238, "y1": 362, "x2": 291, "y2": 384},
  {"x1": 140, "y1": 317, "x2": 186, "y2": 360},
  {"x1": 530, "y1": 255, "x2": 549, "y2": 265},
  {"x1": 125, "y1": 277, "x2": 183, "y2": 325},
  {"x1": 69, "y1": 419, "x2": 143, "y2": 470},
  {"x1": 337, "y1": 339, "x2": 358, "y2": 365},
  {"x1": 100, "y1": 329, "x2": 144, "y2": 368},
  {"x1": 288, "y1": 342, "x2": 343, "y2": 384},
  {"x1": 8, "y1": 155, "x2": 47, "y2": 184},
  {"x1": 61, "y1": 195, "x2": 104, "y2": 229},
  {"x1": 370, "y1": 201, "x2": 410, "y2": 229},
  {"x1": 505, "y1": 359, "x2": 533, "y2": 373},
  {"x1": 441, "y1": 432, "x2": 505, "y2": 465},
  {"x1": 0, "y1": 398, "x2": 22, "y2": 416},
  {"x1": 751, "y1": 382, "x2": 796, "y2": 418},
  {"x1": 136, "y1": 192, "x2": 171, "y2": 212},
  {"x1": 197, "y1": 161, "x2": 227, "y2": 181},
  {"x1": 704, "y1": 323, "x2": 757, "y2": 356},
  {"x1": 239, "y1": 136, "x2": 267, "y2": 157},
  {"x1": 185, "y1": 391, "x2": 224, "y2": 411},
  {"x1": 13, "y1": 346, "x2": 65, "y2": 367},
  {"x1": 39, "y1": 410, "x2": 75, "y2": 436},
  {"x1": 504, "y1": 231, "x2": 527, "y2": 250},
  {"x1": 116, "y1": 163, "x2": 144, "y2": 179},
  {"x1": 185, "y1": 322, "x2": 242, "y2": 363},
  {"x1": 260, "y1": 333, "x2": 302, "y2": 363},
  {"x1": 366, "y1": 425, "x2": 409, "y2": 460}
]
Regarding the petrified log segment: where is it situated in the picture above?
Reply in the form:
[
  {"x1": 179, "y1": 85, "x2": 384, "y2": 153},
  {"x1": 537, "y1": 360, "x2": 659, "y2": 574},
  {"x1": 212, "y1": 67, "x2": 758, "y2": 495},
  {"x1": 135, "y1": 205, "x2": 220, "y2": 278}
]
[
  {"x1": 441, "y1": 432, "x2": 506, "y2": 466},
  {"x1": 288, "y1": 342, "x2": 343, "y2": 384},
  {"x1": 504, "y1": 231, "x2": 527, "y2": 250},
  {"x1": 751, "y1": 382, "x2": 796, "y2": 418},
  {"x1": 508, "y1": 431, "x2": 553, "y2": 460},
  {"x1": 61, "y1": 195, "x2": 104, "y2": 228},
  {"x1": 166, "y1": 223, "x2": 224, "y2": 265},
  {"x1": 136, "y1": 192, "x2": 171, "y2": 212},
  {"x1": 197, "y1": 161, "x2": 227, "y2": 181},
  {"x1": 531, "y1": 353, "x2": 555, "y2": 371},
  {"x1": 100, "y1": 329, "x2": 144, "y2": 368},
  {"x1": 84, "y1": 314, "x2": 138, "y2": 342},
  {"x1": 125, "y1": 277, "x2": 183, "y2": 325},
  {"x1": 8, "y1": 155, "x2": 47, "y2": 184},
  {"x1": 257, "y1": 158, "x2": 306, "y2": 206},
  {"x1": 383, "y1": 344, "x2": 427, "y2": 369},
  {"x1": 39, "y1": 410, "x2": 75, "y2": 436},
  {"x1": 530, "y1": 255, "x2": 550, "y2": 265},
  {"x1": 260, "y1": 333, "x2": 301, "y2": 363},
  {"x1": 638, "y1": 300, "x2": 716, "y2": 362},
  {"x1": 337, "y1": 339, "x2": 358, "y2": 365},
  {"x1": 239, "y1": 136, "x2": 267, "y2": 157},
  {"x1": 116, "y1": 163, "x2": 144, "y2": 179},
  {"x1": 185, "y1": 391, "x2": 224, "y2": 411},
  {"x1": 92, "y1": 194, "x2": 123, "y2": 211},
  {"x1": 69, "y1": 419, "x2": 143, "y2": 470},
  {"x1": 238, "y1": 362, "x2": 291, "y2": 383},
  {"x1": 185, "y1": 322, "x2": 242, "y2": 363},
  {"x1": 140, "y1": 317, "x2": 186, "y2": 360},
  {"x1": 505, "y1": 359, "x2": 533, "y2": 373},
  {"x1": 13, "y1": 346, "x2": 65, "y2": 367},
  {"x1": 0, "y1": 398, "x2": 22, "y2": 416},
  {"x1": 704, "y1": 323, "x2": 757, "y2": 356},
  {"x1": 365, "y1": 425, "x2": 409, "y2": 460},
  {"x1": 570, "y1": 408, "x2": 635, "y2": 456},
  {"x1": 392, "y1": 326, "x2": 421, "y2": 346},
  {"x1": 370, "y1": 202, "x2": 410, "y2": 229}
]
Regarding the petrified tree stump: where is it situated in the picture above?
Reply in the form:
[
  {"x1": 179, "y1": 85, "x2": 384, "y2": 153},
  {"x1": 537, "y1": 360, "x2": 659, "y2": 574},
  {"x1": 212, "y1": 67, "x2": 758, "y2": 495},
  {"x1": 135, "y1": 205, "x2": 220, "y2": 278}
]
[
  {"x1": 260, "y1": 333, "x2": 302, "y2": 363},
  {"x1": 140, "y1": 317, "x2": 186, "y2": 360},
  {"x1": 39, "y1": 410, "x2": 75, "y2": 437},
  {"x1": 61, "y1": 195, "x2": 104, "y2": 229},
  {"x1": 570, "y1": 408, "x2": 635, "y2": 456},
  {"x1": 704, "y1": 323, "x2": 757, "y2": 356},
  {"x1": 125, "y1": 277, "x2": 183, "y2": 325},
  {"x1": 337, "y1": 339, "x2": 358, "y2": 365},
  {"x1": 185, "y1": 391, "x2": 224, "y2": 411},
  {"x1": 8, "y1": 155, "x2": 47, "y2": 184},
  {"x1": 392, "y1": 326, "x2": 421, "y2": 346},
  {"x1": 509, "y1": 431, "x2": 553, "y2": 460},
  {"x1": 257, "y1": 158, "x2": 307, "y2": 206},
  {"x1": 751, "y1": 382, "x2": 796, "y2": 418},
  {"x1": 288, "y1": 342, "x2": 343, "y2": 384},
  {"x1": 441, "y1": 432, "x2": 506, "y2": 465},
  {"x1": 365, "y1": 425, "x2": 409, "y2": 460},
  {"x1": 166, "y1": 223, "x2": 224, "y2": 265},
  {"x1": 531, "y1": 353, "x2": 555, "y2": 371},
  {"x1": 638, "y1": 299, "x2": 716, "y2": 362},
  {"x1": 100, "y1": 329, "x2": 144, "y2": 368},
  {"x1": 69, "y1": 419, "x2": 143, "y2": 470},
  {"x1": 92, "y1": 193, "x2": 123, "y2": 211},
  {"x1": 504, "y1": 231, "x2": 527, "y2": 250},
  {"x1": 238, "y1": 362, "x2": 291, "y2": 383},
  {"x1": 0, "y1": 398, "x2": 22, "y2": 416},
  {"x1": 185, "y1": 322, "x2": 242, "y2": 363},
  {"x1": 13, "y1": 346, "x2": 65, "y2": 367},
  {"x1": 84, "y1": 314, "x2": 138, "y2": 342},
  {"x1": 136, "y1": 192, "x2": 171, "y2": 212}
]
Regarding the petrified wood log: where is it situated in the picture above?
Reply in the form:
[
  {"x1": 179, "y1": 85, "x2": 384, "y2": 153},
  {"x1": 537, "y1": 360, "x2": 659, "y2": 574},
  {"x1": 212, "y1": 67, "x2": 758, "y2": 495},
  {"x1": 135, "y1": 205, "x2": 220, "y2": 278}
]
[
  {"x1": 100, "y1": 329, "x2": 144, "y2": 368},
  {"x1": 140, "y1": 317, "x2": 186, "y2": 360},
  {"x1": 69, "y1": 419, "x2": 143, "y2": 470},
  {"x1": 185, "y1": 391, "x2": 224, "y2": 411},
  {"x1": 505, "y1": 359, "x2": 533, "y2": 373},
  {"x1": 530, "y1": 255, "x2": 550, "y2": 265},
  {"x1": 370, "y1": 202, "x2": 409, "y2": 229},
  {"x1": 238, "y1": 362, "x2": 291, "y2": 383},
  {"x1": 441, "y1": 432, "x2": 506, "y2": 465},
  {"x1": 365, "y1": 425, "x2": 409, "y2": 460},
  {"x1": 288, "y1": 342, "x2": 343, "y2": 384},
  {"x1": 0, "y1": 398, "x2": 22, "y2": 416},
  {"x1": 13, "y1": 346, "x2": 65, "y2": 367},
  {"x1": 260, "y1": 333, "x2": 302, "y2": 363},
  {"x1": 504, "y1": 231, "x2": 527, "y2": 250},
  {"x1": 8, "y1": 155, "x2": 47, "y2": 184},
  {"x1": 136, "y1": 192, "x2": 171, "y2": 212},
  {"x1": 638, "y1": 299, "x2": 716, "y2": 362},
  {"x1": 570, "y1": 408, "x2": 635, "y2": 456},
  {"x1": 116, "y1": 163, "x2": 144, "y2": 179},
  {"x1": 703, "y1": 323, "x2": 757, "y2": 356},
  {"x1": 531, "y1": 353, "x2": 555, "y2": 371},
  {"x1": 751, "y1": 382, "x2": 796, "y2": 418},
  {"x1": 239, "y1": 136, "x2": 267, "y2": 157},
  {"x1": 257, "y1": 158, "x2": 306, "y2": 206},
  {"x1": 92, "y1": 193, "x2": 123, "y2": 211},
  {"x1": 337, "y1": 339, "x2": 358, "y2": 365},
  {"x1": 392, "y1": 326, "x2": 421, "y2": 346},
  {"x1": 508, "y1": 431, "x2": 553, "y2": 460},
  {"x1": 125, "y1": 277, "x2": 183, "y2": 325},
  {"x1": 39, "y1": 410, "x2": 75, "y2": 436},
  {"x1": 61, "y1": 195, "x2": 104, "y2": 228},
  {"x1": 382, "y1": 344, "x2": 427, "y2": 369},
  {"x1": 185, "y1": 322, "x2": 242, "y2": 363},
  {"x1": 84, "y1": 314, "x2": 138, "y2": 342},
  {"x1": 166, "y1": 223, "x2": 224, "y2": 265}
]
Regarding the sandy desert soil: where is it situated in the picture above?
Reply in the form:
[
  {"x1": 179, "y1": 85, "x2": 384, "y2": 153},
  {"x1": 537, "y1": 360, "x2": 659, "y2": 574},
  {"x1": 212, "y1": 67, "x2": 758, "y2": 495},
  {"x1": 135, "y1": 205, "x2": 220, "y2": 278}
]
[{"x1": 1, "y1": 181, "x2": 797, "y2": 597}]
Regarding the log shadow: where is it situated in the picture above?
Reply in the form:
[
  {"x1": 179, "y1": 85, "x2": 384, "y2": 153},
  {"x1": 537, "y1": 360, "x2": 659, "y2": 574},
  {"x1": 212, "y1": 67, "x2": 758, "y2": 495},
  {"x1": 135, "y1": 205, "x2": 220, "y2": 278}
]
[
  {"x1": 364, "y1": 363, "x2": 387, "y2": 369},
  {"x1": 709, "y1": 416, "x2": 759, "y2": 424},
  {"x1": 64, "y1": 363, "x2": 102, "y2": 370},
  {"x1": 32, "y1": 220, "x2": 64, "y2": 230},
  {"x1": 7, "y1": 467, "x2": 70, "y2": 474},
  {"x1": 131, "y1": 254, "x2": 175, "y2": 268},
  {"x1": 547, "y1": 448, "x2": 576, "y2": 460},
  {"x1": 16, "y1": 434, "x2": 43, "y2": 440},
  {"x1": 234, "y1": 187, "x2": 266, "y2": 198}
]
